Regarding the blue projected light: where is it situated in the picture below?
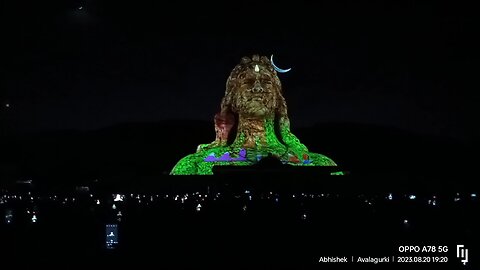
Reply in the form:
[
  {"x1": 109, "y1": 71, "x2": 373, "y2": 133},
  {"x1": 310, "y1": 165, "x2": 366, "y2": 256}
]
[{"x1": 105, "y1": 224, "x2": 119, "y2": 249}]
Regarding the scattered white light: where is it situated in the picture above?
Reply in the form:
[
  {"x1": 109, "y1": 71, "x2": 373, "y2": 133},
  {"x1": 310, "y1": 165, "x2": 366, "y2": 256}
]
[
  {"x1": 302, "y1": 213, "x2": 307, "y2": 220},
  {"x1": 5, "y1": 103, "x2": 10, "y2": 108},
  {"x1": 387, "y1": 193, "x2": 393, "y2": 200},
  {"x1": 403, "y1": 219, "x2": 408, "y2": 224},
  {"x1": 5, "y1": 210, "x2": 13, "y2": 224},
  {"x1": 409, "y1": 195, "x2": 416, "y2": 200},
  {"x1": 32, "y1": 215, "x2": 37, "y2": 223},
  {"x1": 78, "y1": 6, "x2": 83, "y2": 10},
  {"x1": 196, "y1": 203, "x2": 202, "y2": 212},
  {"x1": 471, "y1": 193, "x2": 477, "y2": 198},
  {"x1": 112, "y1": 204, "x2": 116, "y2": 210},
  {"x1": 113, "y1": 194, "x2": 123, "y2": 202},
  {"x1": 96, "y1": 199, "x2": 101, "y2": 205}
]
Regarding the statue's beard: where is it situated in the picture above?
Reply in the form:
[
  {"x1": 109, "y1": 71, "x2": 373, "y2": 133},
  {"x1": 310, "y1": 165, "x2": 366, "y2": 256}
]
[{"x1": 235, "y1": 94, "x2": 275, "y2": 118}]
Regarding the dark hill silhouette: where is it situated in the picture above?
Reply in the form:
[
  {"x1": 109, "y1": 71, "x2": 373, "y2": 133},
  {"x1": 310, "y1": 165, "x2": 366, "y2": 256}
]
[
  {"x1": 307, "y1": 122, "x2": 477, "y2": 169},
  {"x1": 0, "y1": 120, "x2": 476, "y2": 188}
]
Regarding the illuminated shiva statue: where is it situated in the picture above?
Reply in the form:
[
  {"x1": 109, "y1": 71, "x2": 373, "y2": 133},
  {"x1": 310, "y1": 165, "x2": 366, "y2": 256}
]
[{"x1": 171, "y1": 55, "x2": 340, "y2": 175}]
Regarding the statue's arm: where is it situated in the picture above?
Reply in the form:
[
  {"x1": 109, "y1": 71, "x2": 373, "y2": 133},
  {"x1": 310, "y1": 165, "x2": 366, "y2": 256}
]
[
  {"x1": 276, "y1": 95, "x2": 308, "y2": 154},
  {"x1": 277, "y1": 105, "x2": 340, "y2": 168},
  {"x1": 278, "y1": 116, "x2": 309, "y2": 154}
]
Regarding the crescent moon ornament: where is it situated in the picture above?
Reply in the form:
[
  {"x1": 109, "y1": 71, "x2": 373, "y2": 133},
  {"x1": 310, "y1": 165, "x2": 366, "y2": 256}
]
[{"x1": 270, "y1": 54, "x2": 292, "y2": 73}]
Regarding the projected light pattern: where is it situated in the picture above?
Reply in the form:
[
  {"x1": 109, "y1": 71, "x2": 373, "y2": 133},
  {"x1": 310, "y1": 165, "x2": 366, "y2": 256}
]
[
  {"x1": 171, "y1": 55, "x2": 340, "y2": 175},
  {"x1": 204, "y1": 148, "x2": 247, "y2": 162}
]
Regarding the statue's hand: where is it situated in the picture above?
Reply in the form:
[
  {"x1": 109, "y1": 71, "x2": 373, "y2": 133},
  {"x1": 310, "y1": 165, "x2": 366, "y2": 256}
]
[
  {"x1": 196, "y1": 142, "x2": 215, "y2": 153},
  {"x1": 196, "y1": 140, "x2": 227, "y2": 153},
  {"x1": 284, "y1": 147, "x2": 311, "y2": 164}
]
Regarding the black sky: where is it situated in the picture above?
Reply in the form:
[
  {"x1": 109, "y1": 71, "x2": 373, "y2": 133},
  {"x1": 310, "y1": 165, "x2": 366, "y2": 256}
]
[{"x1": 1, "y1": 0, "x2": 477, "y2": 142}]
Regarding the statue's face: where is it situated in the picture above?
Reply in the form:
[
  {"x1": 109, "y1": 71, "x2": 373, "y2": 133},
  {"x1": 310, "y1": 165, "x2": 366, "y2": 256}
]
[{"x1": 232, "y1": 65, "x2": 278, "y2": 118}]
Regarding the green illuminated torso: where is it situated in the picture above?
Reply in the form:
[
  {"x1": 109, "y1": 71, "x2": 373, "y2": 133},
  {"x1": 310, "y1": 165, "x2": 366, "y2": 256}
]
[{"x1": 170, "y1": 117, "x2": 338, "y2": 175}]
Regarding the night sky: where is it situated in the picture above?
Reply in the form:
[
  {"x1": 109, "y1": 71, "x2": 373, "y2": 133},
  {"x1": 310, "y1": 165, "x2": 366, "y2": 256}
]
[{"x1": 1, "y1": 1, "x2": 477, "y2": 142}]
